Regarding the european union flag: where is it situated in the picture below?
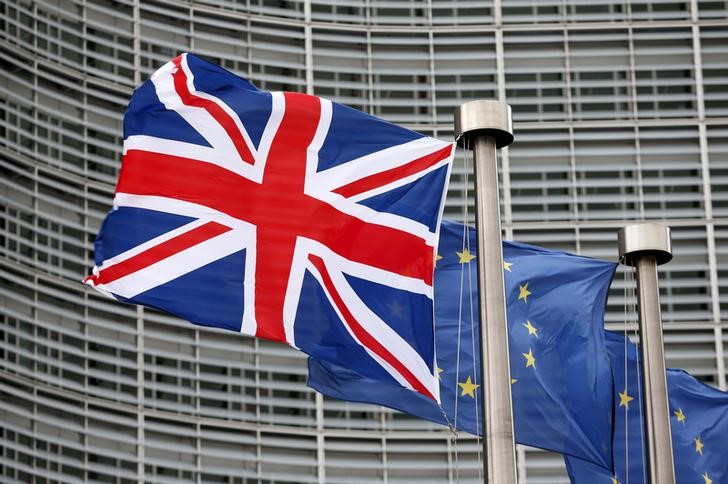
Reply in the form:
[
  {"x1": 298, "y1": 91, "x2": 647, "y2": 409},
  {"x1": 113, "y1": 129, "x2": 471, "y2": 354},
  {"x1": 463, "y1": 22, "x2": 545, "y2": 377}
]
[
  {"x1": 565, "y1": 331, "x2": 728, "y2": 483},
  {"x1": 308, "y1": 220, "x2": 617, "y2": 468}
]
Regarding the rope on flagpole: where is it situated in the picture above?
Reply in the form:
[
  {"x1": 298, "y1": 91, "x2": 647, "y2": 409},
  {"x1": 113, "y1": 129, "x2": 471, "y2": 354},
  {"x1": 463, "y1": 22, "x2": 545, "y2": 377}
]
[
  {"x1": 621, "y1": 262, "x2": 649, "y2": 484},
  {"x1": 452, "y1": 138, "x2": 470, "y2": 482},
  {"x1": 463, "y1": 138, "x2": 484, "y2": 483},
  {"x1": 442, "y1": 137, "x2": 483, "y2": 483},
  {"x1": 623, "y1": 266, "x2": 630, "y2": 484},
  {"x1": 629, "y1": 264, "x2": 649, "y2": 484}
]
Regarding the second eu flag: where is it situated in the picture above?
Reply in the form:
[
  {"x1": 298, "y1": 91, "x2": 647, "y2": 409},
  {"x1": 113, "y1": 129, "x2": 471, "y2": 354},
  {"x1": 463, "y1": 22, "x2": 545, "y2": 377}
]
[{"x1": 566, "y1": 331, "x2": 728, "y2": 484}]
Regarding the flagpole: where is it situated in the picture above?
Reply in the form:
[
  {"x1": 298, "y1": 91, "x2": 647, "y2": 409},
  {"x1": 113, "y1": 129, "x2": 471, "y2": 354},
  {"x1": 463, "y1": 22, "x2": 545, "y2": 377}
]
[
  {"x1": 618, "y1": 222, "x2": 676, "y2": 484},
  {"x1": 454, "y1": 100, "x2": 517, "y2": 484}
]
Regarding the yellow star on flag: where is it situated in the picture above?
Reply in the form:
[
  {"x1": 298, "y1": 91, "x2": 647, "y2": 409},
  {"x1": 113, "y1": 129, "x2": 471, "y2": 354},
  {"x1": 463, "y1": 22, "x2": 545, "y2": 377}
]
[
  {"x1": 695, "y1": 436, "x2": 704, "y2": 455},
  {"x1": 511, "y1": 378, "x2": 517, "y2": 384},
  {"x1": 611, "y1": 476, "x2": 619, "y2": 484},
  {"x1": 619, "y1": 389, "x2": 634, "y2": 408},
  {"x1": 503, "y1": 261, "x2": 513, "y2": 272},
  {"x1": 436, "y1": 367, "x2": 444, "y2": 380},
  {"x1": 518, "y1": 283, "x2": 532, "y2": 303},
  {"x1": 456, "y1": 248, "x2": 476, "y2": 264},
  {"x1": 523, "y1": 320, "x2": 538, "y2": 337},
  {"x1": 703, "y1": 472, "x2": 712, "y2": 484},
  {"x1": 674, "y1": 408, "x2": 686, "y2": 424},
  {"x1": 523, "y1": 348, "x2": 536, "y2": 368},
  {"x1": 458, "y1": 376, "x2": 480, "y2": 398},
  {"x1": 435, "y1": 254, "x2": 443, "y2": 267}
]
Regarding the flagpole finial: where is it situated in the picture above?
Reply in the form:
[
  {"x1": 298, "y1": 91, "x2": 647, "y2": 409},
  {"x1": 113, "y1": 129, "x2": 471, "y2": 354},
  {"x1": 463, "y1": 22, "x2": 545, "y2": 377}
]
[
  {"x1": 617, "y1": 222, "x2": 672, "y2": 266},
  {"x1": 454, "y1": 100, "x2": 514, "y2": 149}
]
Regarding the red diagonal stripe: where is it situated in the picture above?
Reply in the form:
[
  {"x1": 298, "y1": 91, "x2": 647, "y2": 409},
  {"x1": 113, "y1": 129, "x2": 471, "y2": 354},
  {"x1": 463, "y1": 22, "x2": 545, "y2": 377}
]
[
  {"x1": 332, "y1": 144, "x2": 453, "y2": 199},
  {"x1": 89, "y1": 221, "x2": 232, "y2": 286},
  {"x1": 172, "y1": 55, "x2": 254, "y2": 165},
  {"x1": 309, "y1": 254, "x2": 436, "y2": 401}
]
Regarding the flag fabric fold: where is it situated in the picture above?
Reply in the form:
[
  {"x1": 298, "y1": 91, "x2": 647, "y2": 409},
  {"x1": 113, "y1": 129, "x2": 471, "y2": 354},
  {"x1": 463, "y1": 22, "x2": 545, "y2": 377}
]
[
  {"x1": 308, "y1": 219, "x2": 617, "y2": 469},
  {"x1": 84, "y1": 53, "x2": 455, "y2": 402},
  {"x1": 566, "y1": 331, "x2": 728, "y2": 484}
]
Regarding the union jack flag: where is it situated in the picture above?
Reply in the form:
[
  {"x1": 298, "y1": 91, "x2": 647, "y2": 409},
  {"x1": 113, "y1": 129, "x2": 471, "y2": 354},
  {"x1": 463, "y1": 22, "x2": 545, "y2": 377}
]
[{"x1": 84, "y1": 53, "x2": 453, "y2": 401}]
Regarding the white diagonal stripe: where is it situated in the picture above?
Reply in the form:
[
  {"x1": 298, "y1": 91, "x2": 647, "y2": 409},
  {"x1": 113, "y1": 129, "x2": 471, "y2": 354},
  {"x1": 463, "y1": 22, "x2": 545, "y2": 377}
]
[
  {"x1": 151, "y1": 59, "x2": 242, "y2": 168},
  {"x1": 96, "y1": 218, "x2": 210, "y2": 271},
  {"x1": 180, "y1": 55, "x2": 286, "y2": 180},
  {"x1": 113, "y1": 193, "x2": 254, "y2": 232},
  {"x1": 181, "y1": 54, "x2": 256, "y2": 162},
  {"x1": 96, "y1": 229, "x2": 248, "y2": 299},
  {"x1": 312, "y1": 137, "x2": 453, "y2": 194},
  {"x1": 305, "y1": 255, "x2": 440, "y2": 402},
  {"x1": 344, "y1": 155, "x2": 452, "y2": 204}
]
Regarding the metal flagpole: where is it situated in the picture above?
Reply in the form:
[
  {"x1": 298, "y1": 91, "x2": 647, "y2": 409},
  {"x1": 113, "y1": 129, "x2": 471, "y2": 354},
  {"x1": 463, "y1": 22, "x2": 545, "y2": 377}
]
[
  {"x1": 618, "y1": 222, "x2": 676, "y2": 484},
  {"x1": 454, "y1": 100, "x2": 517, "y2": 484}
]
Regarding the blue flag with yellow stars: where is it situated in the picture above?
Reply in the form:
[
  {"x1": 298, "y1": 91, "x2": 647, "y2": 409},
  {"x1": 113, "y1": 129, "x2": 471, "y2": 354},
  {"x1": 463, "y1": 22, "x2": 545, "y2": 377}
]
[
  {"x1": 307, "y1": 219, "x2": 617, "y2": 469},
  {"x1": 565, "y1": 331, "x2": 728, "y2": 484}
]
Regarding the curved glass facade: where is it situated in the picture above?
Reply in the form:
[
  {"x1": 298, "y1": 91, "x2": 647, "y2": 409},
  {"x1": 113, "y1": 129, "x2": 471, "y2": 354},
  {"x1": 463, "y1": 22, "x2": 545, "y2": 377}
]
[{"x1": 1, "y1": 1, "x2": 726, "y2": 482}]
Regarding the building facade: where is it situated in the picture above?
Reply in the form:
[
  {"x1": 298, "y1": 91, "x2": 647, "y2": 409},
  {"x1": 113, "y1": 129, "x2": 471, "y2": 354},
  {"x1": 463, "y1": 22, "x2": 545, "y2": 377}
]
[{"x1": 1, "y1": 0, "x2": 727, "y2": 482}]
